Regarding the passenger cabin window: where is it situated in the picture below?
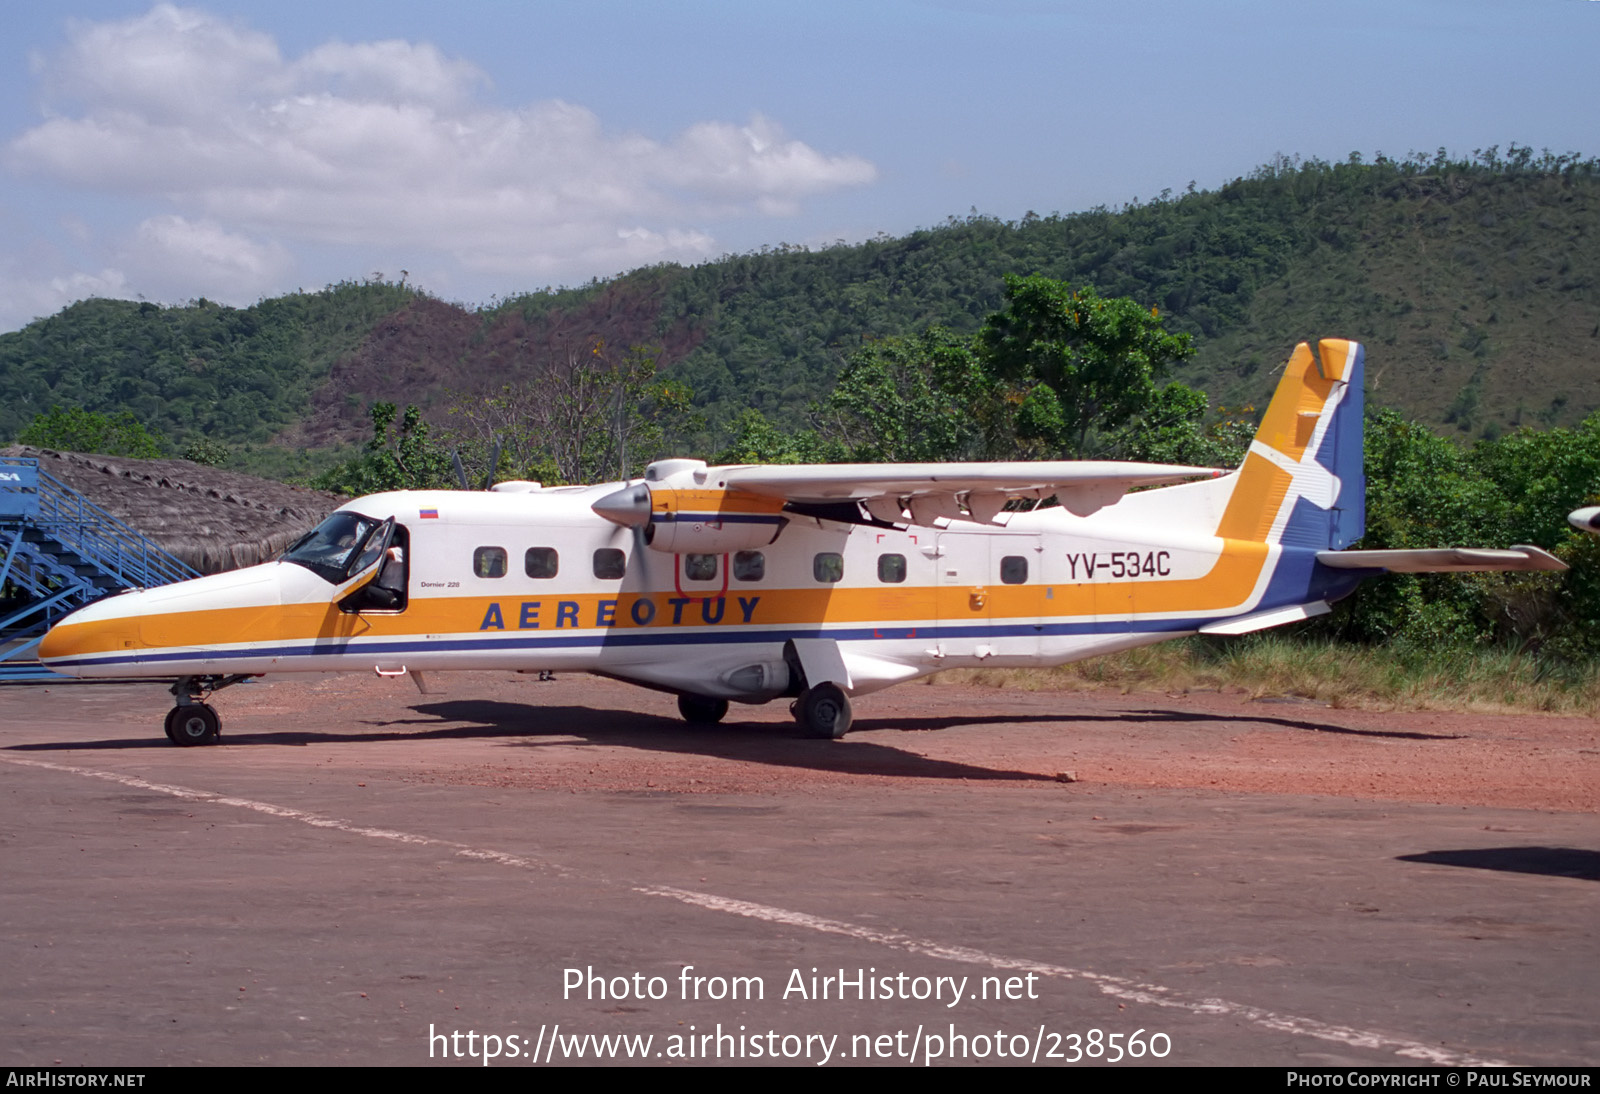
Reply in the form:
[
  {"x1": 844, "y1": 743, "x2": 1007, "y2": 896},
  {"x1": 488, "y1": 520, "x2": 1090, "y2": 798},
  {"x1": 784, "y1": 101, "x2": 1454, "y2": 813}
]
[
  {"x1": 593, "y1": 548, "x2": 626, "y2": 580},
  {"x1": 877, "y1": 553, "x2": 907, "y2": 583},
  {"x1": 1000, "y1": 555, "x2": 1028, "y2": 584},
  {"x1": 525, "y1": 547, "x2": 559, "y2": 579},
  {"x1": 814, "y1": 552, "x2": 844, "y2": 583},
  {"x1": 733, "y1": 550, "x2": 765, "y2": 582},
  {"x1": 684, "y1": 553, "x2": 718, "y2": 581},
  {"x1": 474, "y1": 547, "x2": 508, "y2": 579}
]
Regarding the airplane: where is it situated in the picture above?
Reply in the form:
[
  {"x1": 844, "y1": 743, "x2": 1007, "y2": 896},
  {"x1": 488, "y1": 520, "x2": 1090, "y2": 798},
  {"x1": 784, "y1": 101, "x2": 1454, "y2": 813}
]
[
  {"x1": 1569, "y1": 507, "x2": 1600, "y2": 536},
  {"x1": 37, "y1": 338, "x2": 1566, "y2": 746}
]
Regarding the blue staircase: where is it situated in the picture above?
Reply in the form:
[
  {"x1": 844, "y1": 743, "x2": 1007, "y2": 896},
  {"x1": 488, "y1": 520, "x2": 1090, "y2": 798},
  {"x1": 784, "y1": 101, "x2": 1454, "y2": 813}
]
[{"x1": 0, "y1": 456, "x2": 200, "y2": 681}]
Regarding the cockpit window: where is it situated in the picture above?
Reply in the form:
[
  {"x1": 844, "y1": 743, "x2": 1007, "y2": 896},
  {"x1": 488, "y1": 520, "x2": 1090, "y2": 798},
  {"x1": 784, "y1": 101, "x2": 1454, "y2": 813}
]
[{"x1": 282, "y1": 511, "x2": 386, "y2": 583}]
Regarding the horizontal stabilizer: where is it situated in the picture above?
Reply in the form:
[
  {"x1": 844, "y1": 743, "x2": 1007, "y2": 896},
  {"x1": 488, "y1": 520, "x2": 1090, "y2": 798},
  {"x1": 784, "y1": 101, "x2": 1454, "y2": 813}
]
[{"x1": 1316, "y1": 546, "x2": 1566, "y2": 573}]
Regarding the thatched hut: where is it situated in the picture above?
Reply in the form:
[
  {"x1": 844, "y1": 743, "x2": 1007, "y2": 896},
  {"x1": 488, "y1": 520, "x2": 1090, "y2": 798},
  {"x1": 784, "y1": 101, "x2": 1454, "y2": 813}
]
[{"x1": 4, "y1": 446, "x2": 342, "y2": 574}]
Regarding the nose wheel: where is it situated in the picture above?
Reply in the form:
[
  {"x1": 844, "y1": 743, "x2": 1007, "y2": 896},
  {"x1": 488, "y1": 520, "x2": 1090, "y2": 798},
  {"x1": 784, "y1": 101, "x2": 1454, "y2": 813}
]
[{"x1": 165, "y1": 704, "x2": 221, "y2": 746}]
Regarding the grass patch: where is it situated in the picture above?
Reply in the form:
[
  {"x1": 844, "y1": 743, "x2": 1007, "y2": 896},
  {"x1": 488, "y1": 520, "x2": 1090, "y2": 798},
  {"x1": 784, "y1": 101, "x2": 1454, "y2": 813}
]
[{"x1": 926, "y1": 634, "x2": 1600, "y2": 714}]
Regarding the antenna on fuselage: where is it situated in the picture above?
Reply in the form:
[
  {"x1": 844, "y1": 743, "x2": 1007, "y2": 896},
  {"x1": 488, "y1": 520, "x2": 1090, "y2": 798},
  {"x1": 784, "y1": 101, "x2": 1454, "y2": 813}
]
[{"x1": 481, "y1": 437, "x2": 502, "y2": 491}]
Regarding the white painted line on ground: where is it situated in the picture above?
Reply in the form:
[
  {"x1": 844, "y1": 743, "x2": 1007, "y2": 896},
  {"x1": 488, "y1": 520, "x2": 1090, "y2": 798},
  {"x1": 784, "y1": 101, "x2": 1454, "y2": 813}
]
[
  {"x1": 0, "y1": 755, "x2": 567, "y2": 876},
  {"x1": 638, "y1": 885, "x2": 1507, "y2": 1067},
  {"x1": 4, "y1": 754, "x2": 1508, "y2": 1067}
]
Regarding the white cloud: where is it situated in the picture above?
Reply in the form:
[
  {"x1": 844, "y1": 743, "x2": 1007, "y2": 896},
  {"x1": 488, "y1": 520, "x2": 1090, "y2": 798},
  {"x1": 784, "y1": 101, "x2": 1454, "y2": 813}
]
[
  {"x1": 124, "y1": 215, "x2": 293, "y2": 301},
  {"x1": 0, "y1": 260, "x2": 130, "y2": 331},
  {"x1": 4, "y1": 3, "x2": 877, "y2": 313}
]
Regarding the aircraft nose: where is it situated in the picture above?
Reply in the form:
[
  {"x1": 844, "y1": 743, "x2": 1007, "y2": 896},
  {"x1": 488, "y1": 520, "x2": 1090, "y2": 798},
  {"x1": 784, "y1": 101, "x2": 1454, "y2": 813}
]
[{"x1": 37, "y1": 595, "x2": 134, "y2": 673}]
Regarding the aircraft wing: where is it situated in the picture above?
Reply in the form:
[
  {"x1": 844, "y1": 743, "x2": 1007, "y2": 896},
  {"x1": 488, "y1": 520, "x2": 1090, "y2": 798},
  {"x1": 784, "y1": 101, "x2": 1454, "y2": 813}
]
[
  {"x1": 718, "y1": 461, "x2": 1224, "y2": 521},
  {"x1": 1316, "y1": 546, "x2": 1566, "y2": 573}
]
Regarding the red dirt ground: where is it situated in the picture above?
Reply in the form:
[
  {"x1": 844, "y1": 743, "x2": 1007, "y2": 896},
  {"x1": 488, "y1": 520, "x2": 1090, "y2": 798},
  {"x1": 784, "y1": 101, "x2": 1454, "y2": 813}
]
[{"x1": 218, "y1": 671, "x2": 1600, "y2": 814}]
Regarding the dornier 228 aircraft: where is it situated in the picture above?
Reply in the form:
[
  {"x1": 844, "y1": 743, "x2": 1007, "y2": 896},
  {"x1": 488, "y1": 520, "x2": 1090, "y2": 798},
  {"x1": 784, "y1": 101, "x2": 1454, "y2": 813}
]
[{"x1": 39, "y1": 338, "x2": 1564, "y2": 745}]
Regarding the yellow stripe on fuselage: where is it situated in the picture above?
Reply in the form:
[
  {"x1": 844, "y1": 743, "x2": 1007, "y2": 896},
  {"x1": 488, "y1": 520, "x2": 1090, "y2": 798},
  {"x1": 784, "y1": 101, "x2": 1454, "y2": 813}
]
[{"x1": 40, "y1": 536, "x2": 1278, "y2": 663}]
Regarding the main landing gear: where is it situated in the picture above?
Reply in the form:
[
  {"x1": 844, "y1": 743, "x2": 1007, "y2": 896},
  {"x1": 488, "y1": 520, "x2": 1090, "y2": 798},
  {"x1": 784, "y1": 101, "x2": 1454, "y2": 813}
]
[
  {"x1": 794, "y1": 683, "x2": 852, "y2": 740},
  {"x1": 163, "y1": 675, "x2": 254, "y2": 746},
  {"x1": 673, "y1": 678, "x2": 854, "y2": 739},
  {"x1": 677, "y1": 693, "x2": 730, "y2": 724}
]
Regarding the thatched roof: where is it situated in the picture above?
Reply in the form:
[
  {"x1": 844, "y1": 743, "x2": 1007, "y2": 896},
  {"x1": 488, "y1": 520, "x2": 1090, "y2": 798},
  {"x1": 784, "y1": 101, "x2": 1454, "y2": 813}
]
[{"x1": 4, "y1": 446, "x2": 341, "y2": 574}]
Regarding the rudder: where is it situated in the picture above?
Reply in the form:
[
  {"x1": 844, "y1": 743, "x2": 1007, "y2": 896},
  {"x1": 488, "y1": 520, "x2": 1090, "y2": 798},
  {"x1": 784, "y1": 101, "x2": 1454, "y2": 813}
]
[{"x1": 1214, "y1": 339, "x2": 1365, "y2": 549}]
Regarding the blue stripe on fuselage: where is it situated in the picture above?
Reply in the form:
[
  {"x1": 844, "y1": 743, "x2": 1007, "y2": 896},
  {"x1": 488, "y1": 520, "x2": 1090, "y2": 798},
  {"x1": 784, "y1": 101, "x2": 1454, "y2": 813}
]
[{"x1": 44, "y1": 613, "x2": 1218, "y2": 671}]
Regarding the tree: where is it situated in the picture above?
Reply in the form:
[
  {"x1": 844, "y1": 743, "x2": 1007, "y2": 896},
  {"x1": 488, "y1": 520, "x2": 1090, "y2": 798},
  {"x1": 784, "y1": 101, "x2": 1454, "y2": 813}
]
[
  {"x1": 977, "y1": 275, "x2": 1193, "y2": 456},
  {"x1": 825, "y1": 328, "x2": 1004, "y2": 461},
  {"x1": 1332, "y1": 410, "x2": 1513, "y2": 647},
  {"x1": 1104, "y1": 383, "x2": 1254, "y2": 467},
  {"x1": 448, "y1": 340, "x2": 695, "y2": 485},
  {"x1": 311, "y1": 402, "x2": 454, "y2": 495},
  {"x1": 17, "y1": 407, "x2": 166, "y2": 459},
  {"x1": 713, "y1": 409, "x2": 843, "y2": 465},
  {"x1": 182, "y1": 436, "x2": 233, "y2": 467}
]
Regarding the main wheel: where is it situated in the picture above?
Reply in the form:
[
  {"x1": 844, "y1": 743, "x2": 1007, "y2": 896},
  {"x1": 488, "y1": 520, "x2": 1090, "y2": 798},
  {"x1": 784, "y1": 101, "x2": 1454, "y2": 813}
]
[
  {"x1": 797, "y1": 683, "x2": 852, "y2": 739},
  {"x1": 677, "y1": 693, "x2": 729, "y2": 725},
  {"x1": 168, "y1": 705, "x2": 221, "y2": 746}
]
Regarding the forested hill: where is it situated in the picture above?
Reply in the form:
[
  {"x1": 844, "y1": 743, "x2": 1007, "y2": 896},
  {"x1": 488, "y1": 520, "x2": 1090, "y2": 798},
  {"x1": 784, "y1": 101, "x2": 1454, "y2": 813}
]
[{"x1": 4, "y1": 147, "x2": 1598, "y2": 471}]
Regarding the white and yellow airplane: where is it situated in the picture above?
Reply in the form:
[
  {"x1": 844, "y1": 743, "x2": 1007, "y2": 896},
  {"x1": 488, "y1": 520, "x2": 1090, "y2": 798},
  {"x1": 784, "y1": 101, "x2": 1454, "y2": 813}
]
[{"x1": 38, "y1": 339, "x2": 1564, "y2": 745}]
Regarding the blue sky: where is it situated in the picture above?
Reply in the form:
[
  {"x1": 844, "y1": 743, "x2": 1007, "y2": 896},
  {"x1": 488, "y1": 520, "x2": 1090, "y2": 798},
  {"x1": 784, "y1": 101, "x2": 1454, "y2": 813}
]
[{"x1": 2, "y1": 1, "x2": 1595, "y2": 331}]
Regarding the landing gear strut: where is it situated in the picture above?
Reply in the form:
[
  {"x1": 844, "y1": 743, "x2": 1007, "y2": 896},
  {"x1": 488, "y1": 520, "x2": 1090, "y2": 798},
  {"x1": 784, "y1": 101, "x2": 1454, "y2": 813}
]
[
  {"x1": 163, "y1": 675, "x2": 253, "y2": 747},
  {"x1": 795, "y1": 683, "x2": 852, "y2": 739}
]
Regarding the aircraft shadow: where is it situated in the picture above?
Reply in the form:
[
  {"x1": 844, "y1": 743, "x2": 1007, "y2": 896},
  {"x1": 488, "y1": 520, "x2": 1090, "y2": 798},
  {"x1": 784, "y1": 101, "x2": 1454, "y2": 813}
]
[
  {"x1": 857, "y1": 707, "x2": 1461, "y2": 741},
  {"x1": 7, "y1": 738, "x2": 180, "y2": 752},
  {"x1": 1114, "y1": 708, "x2": 1463, "y2": 741},
  {"x1": 390, "y1": 699, "x2": 1058, "y2": 783},
  {"x1": 1397, "y1": 847, "x2": 1600, "y2": 882},
  {"x1": 4, "y1": 698, "x2": 1456, "y2": 767},
  {"x1": 5, "y1": 701, "x2": 1057, "y2": 783}
]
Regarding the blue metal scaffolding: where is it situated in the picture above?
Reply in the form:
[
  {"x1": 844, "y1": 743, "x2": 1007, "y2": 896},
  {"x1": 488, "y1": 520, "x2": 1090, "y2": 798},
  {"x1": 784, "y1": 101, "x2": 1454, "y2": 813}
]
[{"x1": 0, "y1": 456, "x2": 199, "y2": 681}]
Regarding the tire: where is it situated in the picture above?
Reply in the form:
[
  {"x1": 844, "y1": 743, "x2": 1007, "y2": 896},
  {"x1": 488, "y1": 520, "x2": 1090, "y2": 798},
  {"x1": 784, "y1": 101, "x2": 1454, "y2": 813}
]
[
  {"x1": 677, "y1": 693, "x2": 729, "y2": 725},
  {"x1": 798, "y1": 683, "x2": 852, "y2": 739},
  {"x1": 169, "y1": 705, "x2": 220, "y2": 746}
]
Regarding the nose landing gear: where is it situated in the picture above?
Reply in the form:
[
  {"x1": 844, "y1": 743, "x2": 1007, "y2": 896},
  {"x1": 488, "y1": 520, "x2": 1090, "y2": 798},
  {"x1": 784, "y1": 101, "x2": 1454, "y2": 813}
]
[{"x1": 162, "y1": 675, "x2": 254, "y2": 746}]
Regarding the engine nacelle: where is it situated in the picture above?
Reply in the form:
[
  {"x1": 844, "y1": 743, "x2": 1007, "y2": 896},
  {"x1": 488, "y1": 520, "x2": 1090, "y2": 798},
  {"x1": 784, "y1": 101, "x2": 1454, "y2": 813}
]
[
  {"x1": 642, "y1": 485, "x2": 788, "y2": 553},
  {"x1": 591, "y1": 461, "x2": 788, "y2": 554},
  {"x1": 642, "y1": 511, "x2": 786, "y2": 553}
]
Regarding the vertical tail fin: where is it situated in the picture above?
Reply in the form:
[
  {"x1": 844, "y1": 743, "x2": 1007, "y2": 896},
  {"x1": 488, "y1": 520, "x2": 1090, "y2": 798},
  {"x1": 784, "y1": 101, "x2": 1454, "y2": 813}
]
[{"x1": 1214, "y1": 339, "x2": 1364, "y2": 548}]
